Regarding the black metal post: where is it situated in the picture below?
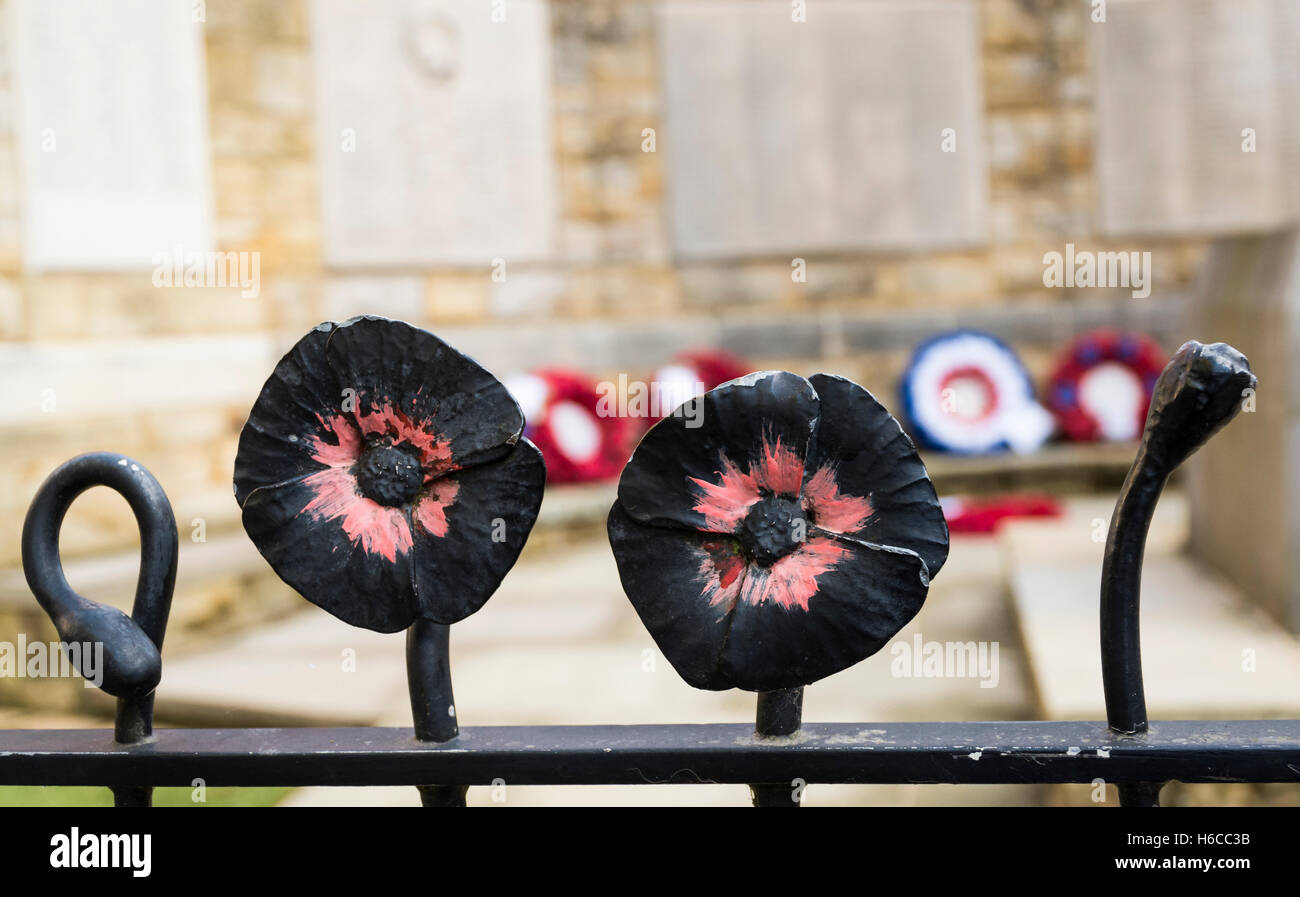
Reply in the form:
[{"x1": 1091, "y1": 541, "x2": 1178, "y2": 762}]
[
  {"x1": 1100, "y1": 452, "x2": 1169, "y2": 809},
  {"x1": 1100, "y1": 454, "x2": 1162, "y2": 738},
  {"x1": 750, "y1": 686, "x2": 804, "y2": 807},
  {"x1": 406, "y1": 619, "x2": 468, "y2": 807},
  {"x1": 110, "y1": 693, "x2": 158, "y2": 807},
  {"x1": 1100, "y1": 341, "x2": 1255, "y2": 807}
]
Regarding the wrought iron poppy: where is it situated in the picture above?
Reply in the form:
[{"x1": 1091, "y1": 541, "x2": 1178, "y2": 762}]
[
  {"x1": 234, "y1": 315, "x2": 545, "y2": 633},
  {"x1": 609, "y1": 371, "x2": 949, "y2": 692}
]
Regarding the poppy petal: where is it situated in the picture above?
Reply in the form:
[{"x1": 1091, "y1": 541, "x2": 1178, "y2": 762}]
[
  {"x1": 607, "y1": 503, "x2": 738, "y2": 690},
  {"x1": 240, "y1": 473, "x2": 416, "y2": 633},
  {"x1": 617, "y1": 371, "x2": 819, "y2": 534},
  {"x1": 324, "y1": 316, "x2": 524, "y2": 471},
  {"x1": 804, "y1": 374, "x2": 949, "y2": 578},
  {"x1": 233, "y1": 322, "x2": 346, "y2": 506},
  {"x1": 409, "y1": 438, "x2": 546, "y2": 624},
  {"x1": 719, "y1": 535, "x2": 931, "y2": 691},
  {"x1": 610, "y1": 506, "x2": 932, "y2": 691}
]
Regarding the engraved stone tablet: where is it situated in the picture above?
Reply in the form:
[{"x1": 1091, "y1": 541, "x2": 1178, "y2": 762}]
[
  {"x1": 12, "y1": 0, "x2": 213, "y2": 269},
  {"x1": 312, "y1": 0, "x2": 557, "y2": 267},
  {"x1": 1094, "y1": 0, "x2": 1300, "y2": 235},
  {"x1": 656, "y1": 0, "x2": 988, "y2": 258}
]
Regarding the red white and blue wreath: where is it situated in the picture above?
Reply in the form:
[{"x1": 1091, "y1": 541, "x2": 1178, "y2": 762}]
[
  {"x1": 900, "y1": 330, "x2": 1054, "y2": 454},
  {"x1": 1046, "y1": 330, "x2": 1165, "y2": 443}
]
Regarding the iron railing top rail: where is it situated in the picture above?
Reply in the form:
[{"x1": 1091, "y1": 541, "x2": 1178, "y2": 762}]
[{"x1": 2, "y1": 721, "x2": 1298, "y2": 789}]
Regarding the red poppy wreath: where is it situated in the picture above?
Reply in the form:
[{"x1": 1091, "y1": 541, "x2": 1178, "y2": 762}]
[
  {"x1": 608, "y1": 370, "x2": 949, "y2": 692},
  {"x1": 234, "y1": 316, "x2": 545, "y2": 633}
]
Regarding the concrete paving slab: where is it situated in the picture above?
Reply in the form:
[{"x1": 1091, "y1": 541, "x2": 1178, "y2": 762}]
[
  {"x1": 1004, "y1": 492, "x2": 1300, "y2": 720},
  {"x1": 154, "y1": 543, "x2": 629, "y2": 726}
]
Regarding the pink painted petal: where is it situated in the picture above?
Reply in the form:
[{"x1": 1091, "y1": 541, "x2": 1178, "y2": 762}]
[
  {"x1": 751, "y1": 435, "x2": 805, "y2": 496},
  {"x1": 301, "y1": 467, "x2": 413, "y2": 563},
  {"x1": 688, "y1": 435, "x2": 806, "y2": 533},
  {"x1": 736, "y1": 536, "x2": 848, "y2": 611},
  {"x1": 309, "y1": 412, "x2": 364, "y2": 468},
  {"x1": 618, "y1": 371, "x2": 818, "y2": 534},
  {"x1": 413, "y1": 477, "x2": 460, "y2": 538},
  {"x1": 355, "y1": 398, "x2": 454, "y2": 474},
  {"x1": 721, "y1": 537, "x2": 931, "y2": 691},
  {"x1": 689, "y1": 455, "x2": 761, "y2": 532},
  {"x1": 802, "y1": 464, "x2": 874, "y2": 533},
  {"x1": 240, "y1": 472, "x2": 417, "y2": 632},
  {"x1": 324, "y1": 315, "x2": 524, "y2": 472},
  {"x1": 694, "y1": 537, "x2": 747, "y2": 613}
]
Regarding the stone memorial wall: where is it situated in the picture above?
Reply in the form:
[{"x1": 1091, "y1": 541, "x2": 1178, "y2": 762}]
[{"x1": 0, "y1": 0, "x2": 1282, "y2": 589}]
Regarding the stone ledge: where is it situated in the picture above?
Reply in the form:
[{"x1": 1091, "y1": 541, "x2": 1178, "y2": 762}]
[{"x1": 435, "y1": 294, "x2": 1187, "y2": 375}]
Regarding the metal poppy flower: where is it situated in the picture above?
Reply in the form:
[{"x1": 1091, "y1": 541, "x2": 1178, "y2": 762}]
[
  {"x1": 234, "y1": 316, "x2": 545, "y2": 633},
  {"x1": 608, "y1": 371, "x2": 948, "y2": 692}
]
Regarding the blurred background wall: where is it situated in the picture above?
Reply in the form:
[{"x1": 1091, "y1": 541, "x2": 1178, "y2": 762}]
[{"x1": 0, "y1": 0, "x2": 1223, "y2": 568}]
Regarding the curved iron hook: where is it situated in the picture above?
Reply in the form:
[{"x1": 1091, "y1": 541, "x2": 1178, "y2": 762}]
[
  {"x1": 21, "y1": 452, "x2": 178, "y2": 761},
  {"x1": 1100, "y1": 341, "x2": 1255, "y2": 806}
]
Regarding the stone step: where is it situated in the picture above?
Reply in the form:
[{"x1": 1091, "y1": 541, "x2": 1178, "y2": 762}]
[
  {"x1": 1003, "y1": 493, "x2": 1300, "y2": 720},
  {"x1": 151, "y1": 543, "x2": 630, "y2": 727},
  {"x1": 0, "y1": 532, "x2": 260, "y2": 612}
]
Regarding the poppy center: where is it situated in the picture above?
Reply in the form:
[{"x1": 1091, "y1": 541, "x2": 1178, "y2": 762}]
[
  {"x1": 355, "y1": 444, "x2": 423, "y2": 507},
  {"x1": 739, "y1": 493, "x2": 806, "y2": 566}
]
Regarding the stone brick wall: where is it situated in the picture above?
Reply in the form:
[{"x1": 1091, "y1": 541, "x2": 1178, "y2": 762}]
[{"x1": 0, "y1": 0, "x2": 1210, "y2": 632}]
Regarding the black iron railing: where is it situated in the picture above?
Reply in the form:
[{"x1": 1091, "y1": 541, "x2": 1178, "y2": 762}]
[{"x1": 1, "y1": 336, "x2": 1295, "y2": 807}]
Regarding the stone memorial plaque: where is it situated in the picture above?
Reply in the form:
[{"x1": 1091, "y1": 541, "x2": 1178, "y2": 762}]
[
  {"x1": 1187, "y1": 231, "x2": 1300, "y2": 633},
  {"x1": 312, "y1": 0, "x2": 556, "y2": 267},
  {"x1": 657, "y1": 0, "x2": 988, "y2": 259},
  {"x1": 12, "y1": 0, "x2": 213, "y2": 269},
  {"x1": 1094, "y1": 0, "x2": 1300, "y2": 236}
]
